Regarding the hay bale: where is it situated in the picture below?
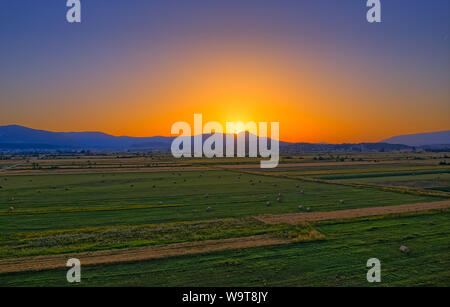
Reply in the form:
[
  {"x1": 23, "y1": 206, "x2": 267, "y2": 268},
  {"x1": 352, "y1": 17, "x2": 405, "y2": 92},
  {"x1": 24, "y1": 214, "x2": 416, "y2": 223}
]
[
  {"x1": 204, "y1": 194, "x2": 209, "y2": 198},
  {"x1": 266, "y1": 201, "x2": 271, "y2": 207},
  {"x1": 339, "y1": 200, "x2": 345, "y2": 204},
  {"x1": 306, "y1": 207, "x2": 311, "y2": 212},
  {"x1": 9, "y1": 206, "x2": 14, "y2": 212},
  {"x1": 276, "y1": 197, "x2": 281, "y2": 203},
  {"x1": 298, "y1": 205, "x2": 304, "y2": 210},
  {"x1": 206, "y1": 206, "x2": 212, "y2": 212},
  {"x1": 278, "y1": 193, "x2": 282, "y2": 197},
  {"x1": 300, "y1": 190, "x2": 304, "y2": 194},
  {"x1": 158, "y1": 201, "x2": 163, "y2": 205},
  {"x1": 399, "y1": 245, "x2": 410, "y2": 254},
  {"x1": 10, "y1": 197, "x2": 14, "y2": 201},
  {"x1": 296, "y1": 184, "x2": 299, "y2": 188}
]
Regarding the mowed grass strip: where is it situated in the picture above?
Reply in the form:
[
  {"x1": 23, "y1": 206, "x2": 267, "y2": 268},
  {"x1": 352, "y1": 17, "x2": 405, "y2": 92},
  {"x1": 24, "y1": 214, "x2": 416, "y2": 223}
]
[
  {"x1": 0, "y1": 217, "x2": 320, "y2": 259},
  {"x1": 1, "y1": 211, "x2": 448, "y2": 286}
]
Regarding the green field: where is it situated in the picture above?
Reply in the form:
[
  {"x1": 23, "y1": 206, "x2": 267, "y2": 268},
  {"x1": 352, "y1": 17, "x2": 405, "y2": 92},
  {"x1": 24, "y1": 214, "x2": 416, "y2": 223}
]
[
  {"x1": 0, "y1": 152, "x2": 449, "y2": 286},
  {"x1": 2, "y1": 211, "x2": 448, "y2": 287}
]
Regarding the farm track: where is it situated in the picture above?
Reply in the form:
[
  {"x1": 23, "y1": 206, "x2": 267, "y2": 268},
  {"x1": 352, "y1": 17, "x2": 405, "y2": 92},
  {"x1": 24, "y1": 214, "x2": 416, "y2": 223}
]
[
  {"x1": 219, "y1": 161, "x2": 429, "y2": 169},
  {"x1": 1, "y1": 200, "x2": 449, "y2": 274},
  {"x1": 0, "y1": 235, "x2": 289, "y2": 274},
  {"x1": 255, "y1": 200, "x2": 450, "y2": 224},
  {"x1": 0, "y1": 161, "x2": 29, "y2": 173}
]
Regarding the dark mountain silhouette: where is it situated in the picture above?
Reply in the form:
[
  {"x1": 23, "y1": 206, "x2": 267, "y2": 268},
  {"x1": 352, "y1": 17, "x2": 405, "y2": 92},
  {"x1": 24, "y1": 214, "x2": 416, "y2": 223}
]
[
  {"x1": 0, "y1": 125, "x2": 172, "y2": 151},
  {"x1": 382, "y1": 130, "x2": 450, "y2": 147},
  {"x1": 0, "y1": 124, "x2": 435, "y2": 153}
]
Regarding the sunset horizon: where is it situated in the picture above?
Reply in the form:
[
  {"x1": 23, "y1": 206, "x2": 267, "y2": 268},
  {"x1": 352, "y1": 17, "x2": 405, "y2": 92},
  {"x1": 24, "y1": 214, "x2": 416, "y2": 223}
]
[{"x1": 1, "y1": 1, "x2": 449, "y2": 144}]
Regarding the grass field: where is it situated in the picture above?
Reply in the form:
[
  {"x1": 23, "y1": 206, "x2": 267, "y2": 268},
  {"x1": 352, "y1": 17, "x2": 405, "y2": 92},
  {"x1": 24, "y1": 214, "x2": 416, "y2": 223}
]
[
  {"x1": 1, "y1": 210, "x2": 448, "y2": 287},
  {"x1": 0, "y1": 152, "x2": 449, "y2": 286}
]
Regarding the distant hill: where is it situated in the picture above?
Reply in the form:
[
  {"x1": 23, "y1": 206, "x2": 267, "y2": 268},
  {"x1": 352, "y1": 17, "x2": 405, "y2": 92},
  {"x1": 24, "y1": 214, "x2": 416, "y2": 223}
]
[
  {"x1": 0, "y1": 124, "x2": 428, "y2": 153},
  {"x1": 382, "y1": 130, "x2": 450, "y2": 147},
  {"x1": 0, "y1": 125, "x2": 173, "y2": 151}
]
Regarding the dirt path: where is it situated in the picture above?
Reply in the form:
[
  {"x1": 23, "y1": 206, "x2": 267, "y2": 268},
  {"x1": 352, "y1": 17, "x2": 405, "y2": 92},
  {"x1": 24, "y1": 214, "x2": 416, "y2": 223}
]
[
  {"x1": 0, "y1": 235, "x2": 289, "y2": 274},
  {"x1": 219, "y1": 161, "x2": 409, "y2": 169},
  {"x1": 0, "y1": 161, "x2": 29, "y2": 173},
  {"x1": 255, "y1": 200, "x2": 450, "y2": 224}
]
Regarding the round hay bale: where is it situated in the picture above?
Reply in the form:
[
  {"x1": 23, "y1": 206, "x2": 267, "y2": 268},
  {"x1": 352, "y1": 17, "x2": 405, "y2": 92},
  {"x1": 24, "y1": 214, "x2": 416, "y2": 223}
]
[
  {"x1": 296, "y1": 184, "x2": 299, "y2": 188},
  {"x1": 158, "y1": 201, "x2": 163, "y2": 205},
  {"x1": 298, "y1": 205, "x2": 304, "y2": 210},
  {"x1": 206, "y1": 206, "x2": 212, "y2": 212},
  {"x1": 306, "y1": 207, "x2": 311, "y2": 212},
  {"x1": 266, "y1": 201, "x2": 271, "y2": 207},
  {"x1": 10, "y1": 197, "x2": 14, "y2": 201},
  {"x1": 339, "y1": 200, "x2": 345, "y2": 204},
  {"x1": 204, "y1": 194, "x2": 209, "y2": 198},
  {"x1": 278, "y1": 193, "x2": 282, "y2": 197},
  {"x1": 399, "y1": 245, "x2": 410, "y2": 254},
  {"x1": 299, "y1": 190, "x2": 304, "y2": 194},
  {"x1": 276, "y1": 197, "x2": 281, "y2": 203},
  {"x1": 9, "y1": 206, "x2": 14, "y2": 212}
]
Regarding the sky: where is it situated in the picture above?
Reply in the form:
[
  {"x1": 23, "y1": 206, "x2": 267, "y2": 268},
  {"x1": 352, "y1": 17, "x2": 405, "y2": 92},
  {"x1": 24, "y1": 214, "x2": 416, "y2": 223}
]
[{"x1": 0, "y1": 0, "x2": 449, "y2": 143}]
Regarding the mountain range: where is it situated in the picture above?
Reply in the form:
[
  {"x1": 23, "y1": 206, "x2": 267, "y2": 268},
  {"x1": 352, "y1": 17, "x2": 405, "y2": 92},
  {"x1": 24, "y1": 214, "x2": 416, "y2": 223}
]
[
  {"x1": 382, "y1": 130, "x2": 450, "y2": 147},
  {"x1": 0, "y1": 125, "x2": 449, "y2": 152}
]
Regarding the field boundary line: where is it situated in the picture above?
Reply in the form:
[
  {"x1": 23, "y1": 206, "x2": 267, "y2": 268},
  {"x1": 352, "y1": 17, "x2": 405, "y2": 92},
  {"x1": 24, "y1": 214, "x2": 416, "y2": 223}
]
[{"x1": 255, "y1": 200, "x2": 450, "y2": 224}]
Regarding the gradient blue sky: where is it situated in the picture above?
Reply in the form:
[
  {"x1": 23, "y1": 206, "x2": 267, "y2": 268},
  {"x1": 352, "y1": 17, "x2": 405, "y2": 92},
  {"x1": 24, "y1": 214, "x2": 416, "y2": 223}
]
[{"x1": 0, "y1": 0, "x2": 449, "y2": 142}]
